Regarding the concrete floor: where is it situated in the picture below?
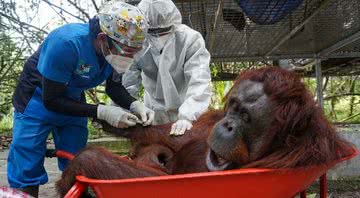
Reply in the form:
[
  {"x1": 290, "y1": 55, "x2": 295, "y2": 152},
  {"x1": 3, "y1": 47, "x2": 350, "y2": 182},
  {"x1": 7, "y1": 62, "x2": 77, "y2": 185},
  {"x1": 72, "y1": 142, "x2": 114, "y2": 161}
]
[{"x1": 0, "y1": 149, "x2": 60, "y2": 197}]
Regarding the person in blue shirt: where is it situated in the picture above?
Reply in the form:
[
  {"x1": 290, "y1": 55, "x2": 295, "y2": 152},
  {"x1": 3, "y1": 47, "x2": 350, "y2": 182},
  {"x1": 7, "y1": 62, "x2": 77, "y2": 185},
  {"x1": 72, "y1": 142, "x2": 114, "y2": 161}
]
[{"x1": 7, "y1": 1, "x2": 154, "y2": 197}]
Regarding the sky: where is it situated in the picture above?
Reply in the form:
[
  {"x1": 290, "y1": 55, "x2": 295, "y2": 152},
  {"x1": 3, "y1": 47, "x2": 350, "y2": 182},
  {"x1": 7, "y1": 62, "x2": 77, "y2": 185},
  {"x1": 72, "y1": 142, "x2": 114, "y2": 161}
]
[
  {"x1": 16, "y1": 0, "x2": 102, "y2": 33},
  {"x1": 9, "y1": 0, "x2": 103, "y2": 52}
]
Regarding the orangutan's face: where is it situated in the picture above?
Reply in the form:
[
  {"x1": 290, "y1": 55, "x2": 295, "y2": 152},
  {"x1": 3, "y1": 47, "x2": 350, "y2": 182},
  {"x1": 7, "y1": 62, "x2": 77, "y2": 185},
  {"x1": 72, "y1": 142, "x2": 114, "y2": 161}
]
[{"x1": 206, "y1": 80, "x2": 273, "y2": 171}]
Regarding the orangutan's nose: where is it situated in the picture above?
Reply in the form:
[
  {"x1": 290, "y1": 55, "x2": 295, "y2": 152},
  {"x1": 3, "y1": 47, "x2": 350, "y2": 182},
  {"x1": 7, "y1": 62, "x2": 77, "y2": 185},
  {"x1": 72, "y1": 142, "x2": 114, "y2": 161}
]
[{"x1": 222, "y1": 120, "x2": 235, "y2": 133}]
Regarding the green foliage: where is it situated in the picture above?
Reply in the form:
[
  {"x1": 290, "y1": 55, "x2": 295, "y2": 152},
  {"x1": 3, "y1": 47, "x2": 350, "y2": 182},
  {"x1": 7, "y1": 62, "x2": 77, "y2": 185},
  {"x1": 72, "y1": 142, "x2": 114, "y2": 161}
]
[
  {"x1": 303, "y1": 76, "x2": 360, "y2": 123},
  {"x1": 209, "y1": 75, "x2": 360, "y2": 123},
  {"x1": 0, "y1": 113, "x2": 12, "y2": 135},
  {"x1": 302, "y1": 77, "x2": 317, "y2": 96},
  {"x1": 137, "y1": 84, "x2": 145, "y2": 101},
  {"x1": 88, "y1": 119, "x2": 102, "y2": 139},
  {"x1": 0, "y1": 31, "x2": 24, "y2": 115},
  {"x1": 210, "y1": 63, "x2": 220, "y2": 77},
  {"x1": 210, "y1": 81, "x2": 233, "y2": 110}
]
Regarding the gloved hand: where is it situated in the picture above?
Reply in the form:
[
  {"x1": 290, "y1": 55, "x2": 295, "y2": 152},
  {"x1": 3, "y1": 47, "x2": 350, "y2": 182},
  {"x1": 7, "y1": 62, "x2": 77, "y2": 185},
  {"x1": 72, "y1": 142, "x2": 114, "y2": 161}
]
[
  {"x1": 170, "y1": 120, "x2": 193, "y2": 136},
  {"x1": 130, "y1": 101, "x2": 155, "y2": 126},
  {"x1": 97, "y1": 104, "x2": 139, "y2": 128}
]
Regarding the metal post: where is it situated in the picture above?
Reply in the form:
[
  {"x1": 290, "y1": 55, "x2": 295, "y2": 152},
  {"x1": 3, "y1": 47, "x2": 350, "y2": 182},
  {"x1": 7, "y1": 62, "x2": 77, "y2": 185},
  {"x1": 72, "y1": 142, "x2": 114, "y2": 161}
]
[
  {"x1": 320, "y1": 174, "x2": 327, "y2": 198},
  {"x1": 300, "y1": 191, "x2": 307, "y2": 198},
  {"x1": 315, "y1": 59, "x2": 324, "y2": 108},
  {"x1": 316, "y1": 60, "x2": 328, "y2": 198}
]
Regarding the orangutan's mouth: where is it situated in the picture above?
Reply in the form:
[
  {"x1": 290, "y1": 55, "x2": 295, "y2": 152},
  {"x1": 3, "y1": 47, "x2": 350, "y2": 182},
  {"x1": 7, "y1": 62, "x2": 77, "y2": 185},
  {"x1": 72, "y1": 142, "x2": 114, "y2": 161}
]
[{"x1": 206, "y1": 149, "x2": 232, "y2": 171}]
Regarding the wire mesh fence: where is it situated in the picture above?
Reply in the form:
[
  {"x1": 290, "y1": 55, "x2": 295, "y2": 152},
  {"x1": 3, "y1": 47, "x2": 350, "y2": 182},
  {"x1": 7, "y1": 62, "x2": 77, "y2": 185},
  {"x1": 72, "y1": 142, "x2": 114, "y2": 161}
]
[
  {"x1": 126, "y1": 0, "x2": 360, "y2": 76},
  {"x1": 175, "y1": 0, "x2": 360, "y2": 61},
  {"x1": 174, "y1": 0, "x2": 360, "y2": 77}
]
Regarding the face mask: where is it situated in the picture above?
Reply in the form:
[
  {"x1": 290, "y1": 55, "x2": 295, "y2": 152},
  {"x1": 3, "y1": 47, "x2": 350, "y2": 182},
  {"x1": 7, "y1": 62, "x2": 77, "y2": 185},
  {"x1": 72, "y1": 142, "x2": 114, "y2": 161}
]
[
  {"x1": 149, "y1": 34, "x2": 171, "y2": 52},
  {"x1": 101, "y1": 42, "x2": 134, "y2": 73}
]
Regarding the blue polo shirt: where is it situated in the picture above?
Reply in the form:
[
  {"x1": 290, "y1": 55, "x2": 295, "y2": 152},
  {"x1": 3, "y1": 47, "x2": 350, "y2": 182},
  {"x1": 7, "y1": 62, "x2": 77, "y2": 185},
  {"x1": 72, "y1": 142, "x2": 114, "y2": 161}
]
[{"x1": 13, "y1": 23, "x2": 112, "y2": 125}]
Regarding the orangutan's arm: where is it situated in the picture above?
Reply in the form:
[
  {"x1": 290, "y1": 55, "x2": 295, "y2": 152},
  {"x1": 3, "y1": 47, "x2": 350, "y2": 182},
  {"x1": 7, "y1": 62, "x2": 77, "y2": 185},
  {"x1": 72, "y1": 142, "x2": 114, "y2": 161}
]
[{"x1": 56, "y1": 147, "x2": 166, "y2": 197}]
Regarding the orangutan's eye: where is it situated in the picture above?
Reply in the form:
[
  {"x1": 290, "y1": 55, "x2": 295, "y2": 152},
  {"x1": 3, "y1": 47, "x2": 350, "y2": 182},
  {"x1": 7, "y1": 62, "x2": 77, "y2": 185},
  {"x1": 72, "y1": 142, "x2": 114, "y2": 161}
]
[
  {"x1": 228, "y1": 97, "x2": 241, "y2": 109},
  {"x1": 228, "y1": 97, "x2": 236, "y2": 106},
  {"x1": 241, "y1": 112, "x2": 251, "y2": 123},
  {"x1": 246, "y1": 94, "x2": 261, "y2": 103}
]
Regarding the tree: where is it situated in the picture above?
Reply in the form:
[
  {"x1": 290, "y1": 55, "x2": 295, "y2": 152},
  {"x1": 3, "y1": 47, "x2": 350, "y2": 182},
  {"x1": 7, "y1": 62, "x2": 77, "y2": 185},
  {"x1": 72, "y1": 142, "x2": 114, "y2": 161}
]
[
  {"x1": 0, "y1": 30, "x2": 24, "y2": 115},
  {"x1": 0, "y1": 0, "x2": 104, "y2": 109}
]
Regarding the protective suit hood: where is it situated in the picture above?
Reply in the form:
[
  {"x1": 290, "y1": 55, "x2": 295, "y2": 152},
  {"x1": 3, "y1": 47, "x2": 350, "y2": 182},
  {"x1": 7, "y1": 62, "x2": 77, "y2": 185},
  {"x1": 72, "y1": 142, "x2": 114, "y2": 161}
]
[{"x1": 138, "y1": 0, "x2": 182, "y2": 28}]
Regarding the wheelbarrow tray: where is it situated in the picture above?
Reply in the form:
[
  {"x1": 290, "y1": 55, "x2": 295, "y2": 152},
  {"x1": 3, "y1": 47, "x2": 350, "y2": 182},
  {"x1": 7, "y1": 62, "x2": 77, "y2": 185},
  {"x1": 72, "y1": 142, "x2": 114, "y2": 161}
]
[{"x1": 64, "y1": 147, "x2": 358, "y2": 198}]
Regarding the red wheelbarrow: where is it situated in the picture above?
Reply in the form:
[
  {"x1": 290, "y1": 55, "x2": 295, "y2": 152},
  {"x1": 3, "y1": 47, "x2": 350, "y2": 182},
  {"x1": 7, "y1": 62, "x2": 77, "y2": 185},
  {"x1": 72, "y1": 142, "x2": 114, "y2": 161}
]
[{"x1": 47, "y1": 147, "x2": 358, "y2": 198}]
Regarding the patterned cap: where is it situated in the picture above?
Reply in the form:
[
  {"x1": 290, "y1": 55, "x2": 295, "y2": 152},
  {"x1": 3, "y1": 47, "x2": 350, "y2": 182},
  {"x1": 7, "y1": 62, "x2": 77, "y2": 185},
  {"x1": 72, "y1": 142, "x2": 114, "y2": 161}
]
[{"x1": 98, "y1": 1, "x2": 148, "y2": 48}]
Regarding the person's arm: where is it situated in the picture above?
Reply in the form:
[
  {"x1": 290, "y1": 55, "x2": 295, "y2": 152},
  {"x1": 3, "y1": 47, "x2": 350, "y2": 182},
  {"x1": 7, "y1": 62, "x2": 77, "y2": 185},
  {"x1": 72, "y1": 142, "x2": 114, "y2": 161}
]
[
  {"x1": 37, "y1": 36, "x2": 99, "y2": 117},
  {"x1": 170, "y1": 33, "x2": 211, "y2": 136},
  {"x1": 106, "y1": 72, "x2": 154, "y2": 126},
  {"x1": 42, "y1": 77, "x2": 98, "y2": 117},
  {"x1": 106, "y1": 73, "x2": 137, "y2": 110},
  {"x1": 178, "y1": 33, "x2": 211, "y2": 122},
  {"x1": 37, "y1": 35, "x2": 138, "y2": 128},
  {"x1": 121, "y1": 65, "x2": 142, "y2": 98}
]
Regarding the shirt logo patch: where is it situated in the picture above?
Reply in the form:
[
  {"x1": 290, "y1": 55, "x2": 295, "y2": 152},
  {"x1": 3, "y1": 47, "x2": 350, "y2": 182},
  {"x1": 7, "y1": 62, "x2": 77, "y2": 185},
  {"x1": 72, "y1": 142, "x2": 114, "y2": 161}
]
[{"x1": 75, "y1": 60, "x2": 92, "y2": 76}]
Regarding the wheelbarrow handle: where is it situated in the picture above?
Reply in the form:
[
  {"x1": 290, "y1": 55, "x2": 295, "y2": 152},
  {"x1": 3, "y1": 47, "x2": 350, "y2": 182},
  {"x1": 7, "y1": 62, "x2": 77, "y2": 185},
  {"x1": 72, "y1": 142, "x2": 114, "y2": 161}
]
[
  {"x1": 45, "y1": 149, "x2": 75, "y2": 160},
  {"x1": 64, "y1": 181, "x2": 88, "y2": 198}
]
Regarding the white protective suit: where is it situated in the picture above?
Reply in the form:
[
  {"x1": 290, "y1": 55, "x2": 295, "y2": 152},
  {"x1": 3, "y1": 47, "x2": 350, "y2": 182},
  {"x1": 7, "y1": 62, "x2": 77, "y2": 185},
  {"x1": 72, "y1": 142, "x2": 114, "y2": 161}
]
[{"x1": 122, "y1": 0, "x2": 211, "y2": 125}]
